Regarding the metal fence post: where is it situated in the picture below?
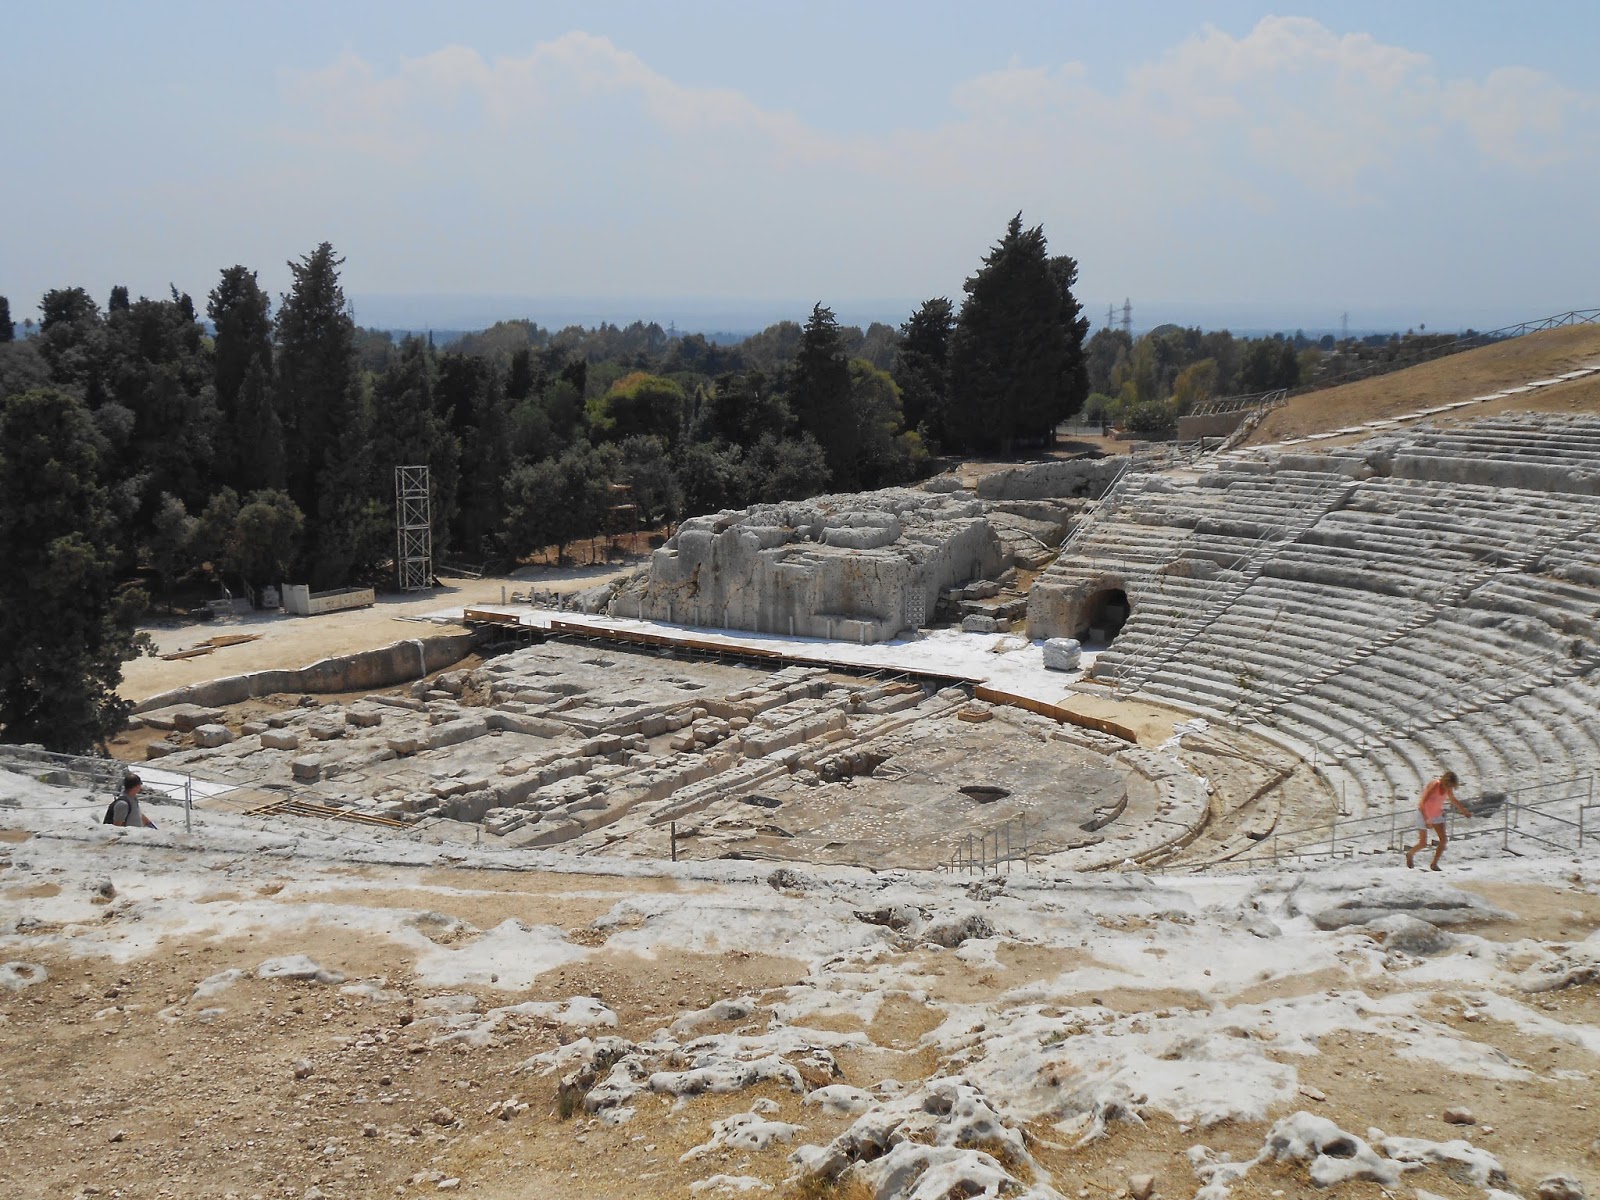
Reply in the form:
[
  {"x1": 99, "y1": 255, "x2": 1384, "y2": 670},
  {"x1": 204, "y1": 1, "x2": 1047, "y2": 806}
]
[{"x1": 184, "y1": 776, "x2": 193, "y2": 836}]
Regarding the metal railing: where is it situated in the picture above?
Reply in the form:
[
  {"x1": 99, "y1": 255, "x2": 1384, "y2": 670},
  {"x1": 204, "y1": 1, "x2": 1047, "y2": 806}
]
[
  {"x1": 1291, "y1": 307, "x2": 1600, "y2": 398},
  {"x1": 942, "y1": 815, "x2": 1031, "y2": 875},
  {"x1": 1172, "y1": 769, "x2": 1598, "y2": 872},
  {"x1": 1189, "y1": 388, "x2": 1289, "y2": 417},
  {"x1": 0, "y1": 745, "x2": 200, "y2": 834}
]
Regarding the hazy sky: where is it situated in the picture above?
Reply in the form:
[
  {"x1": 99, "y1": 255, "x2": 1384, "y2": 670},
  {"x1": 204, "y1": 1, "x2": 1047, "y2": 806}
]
[{"x1": 4, "y1": 1, "x2": 1598, "y2": 331}]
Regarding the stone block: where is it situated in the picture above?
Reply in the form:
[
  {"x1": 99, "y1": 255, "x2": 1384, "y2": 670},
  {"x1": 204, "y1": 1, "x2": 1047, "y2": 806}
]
[
  {"x1": 345, "y1": 707, "x2": 383, "y2": 728},
  {"x1": 483, "y1": 711, "x2": 566, "y2": 738},
  {"x1": 192, "y1": 724, "x2": 235, "y2": 748},
  {"x1": 141, "y1": 704, "x2": 223, "y2": 732},
  {"x1": 306, "y1": 720, "x2": 344, "y2": 741},
  {"x1": 424, "y1": 717, "x2": 489, "y2": 750},
  {"x1": 386, "y1": 735, "x2": 422, "y2": 756},
  {"x1": 1043, "y1": 638, "x2": 1082, "y2": 671},
  {"x1": 261, "y1": 730, "x2": 300, "y2": 752},
  {"x1": 290, "y1": 757, "x2": 323, "y2": 782},
  {"x1": 241, "y1": 721, "x2": 268, "y2": 736},
  {"x1": 961, "y1": 614, "x2": 999, "y2": 634},
  {"x1": 145, "y1": 740, "x2": 178, "y2": 759}
]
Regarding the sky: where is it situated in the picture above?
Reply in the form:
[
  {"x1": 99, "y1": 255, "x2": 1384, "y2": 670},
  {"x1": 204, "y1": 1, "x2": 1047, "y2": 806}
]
[{"x1": 3, "y1": 1, "x2": 1598, "y2": 333}]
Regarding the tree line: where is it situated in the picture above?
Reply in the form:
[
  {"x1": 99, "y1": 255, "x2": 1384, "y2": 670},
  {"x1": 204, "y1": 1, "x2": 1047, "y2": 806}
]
[
  {"x1": 1082, "y1": 322, "x2": 1497, "y2": 436},
  {"x1": 0, "y1": 214, "x2": 1089, "y2": 751}
]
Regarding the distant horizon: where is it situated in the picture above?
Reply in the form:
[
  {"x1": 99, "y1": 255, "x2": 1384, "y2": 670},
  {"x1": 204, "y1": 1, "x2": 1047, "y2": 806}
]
[{"x1": 342, "y1": 293, "x2": 1584, "y2": 341}]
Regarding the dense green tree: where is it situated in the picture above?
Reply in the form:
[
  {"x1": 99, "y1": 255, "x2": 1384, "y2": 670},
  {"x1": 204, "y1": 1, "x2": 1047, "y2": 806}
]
[
  {"x1": 586, "y1": 372, "x2": 687, "y2": 445},
  {"x1": 108, "y1": 285, "x2": 131, "y2": 313},
  {"x1": 947, "y1": 215, "x2": 1086, "y2": 452},
  {"x1": 232, "y1": 356, "x2": 286, "y2": 492},
  {"x1": 1084, "y1": 328, "x2": 1132, "y2": 397},
  {"x1": 502, "y1": 457, "x2": 569, "y2": 563},
  {"x1": 746, "y1": 433, "x2": 830, "y2": 504},
  {"x1": 438, "y1": 353, "x2": 510, "y2": 558},
  {"x1": 1124, "y1": 399, "x2": 1177, "y2": 437},
  {"x1": 1047, "y1": 254, "x2": 1092, "y2": 415},
  {"x1": 370, "y1": 337, "x2": 460, "y2": 560},
  {"x1": 847, "y1": 359, "x2": 913, "y2": 487},
  {"x1": 0, "y1": 295, "x2": 13, "y2": 343},
  {"x1": 275, "y1": 242, "x2": 356, "y2": 515},
  {"x1": 505, "y1": 347, "x2": 535, "y2": 401},
  {"x1": 144, "y1": 493, "x2": 198, "y2": 599},
  {"x1": 275, "y1": 243, "x2": 371, "y2": 583},
  {"x1": 540, "y1": 377, "x2": 585, "y2": 451},
  {"x1": 206, "y1": 266, "x2": 274, "y2": 479},
  {"x1": 676, "y1": 441, "x2": 749, "y2": 517},
  {"x1": 101, "y1": 293, "x2": 219, "y2": 512},
  {"x1": 789, "y1": 305, "x2": 856, "y2": 486},
  {"x1": 1239, "y1": 337, "x2": 1301, "y2": 392},
  {"x1": 0, "y1": 388, "x2": 148, "y2": 752},
  {"x1": 1170, "y1": 359, "x2": 1219, "y2": 412},
  {"x1": 502, "y1": 441, "x2": 619, "y2": 563},
  {"x1": 37, "y1": 287, "x2": 107, "y2": 405},
  {"x1": 620, "y1": 435, "x2": 683, "y2": 529},
  {"x1": 227, "y1": 490, "x2": 304, "y2": 596},
  {"x1": 688, "y1": 372, "x2": 791, "y2": 448},
  {"x1": 193, "y1": 488, "x2": 241, "y2": 572},
  {"x1": 0, "y1": 339, "x2": 49, "y2": 400},
  {"x1": 308, "y1": 376, "x2": 388, "y2": 588},
  {"x1": 893, "y1": 298, "x2": 953, "y2": 442}
]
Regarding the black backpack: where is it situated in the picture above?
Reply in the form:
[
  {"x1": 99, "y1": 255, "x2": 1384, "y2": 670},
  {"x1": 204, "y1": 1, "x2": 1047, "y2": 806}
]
[{"x1": 103, "y1": 795, "x2": 124, "y2": 825}]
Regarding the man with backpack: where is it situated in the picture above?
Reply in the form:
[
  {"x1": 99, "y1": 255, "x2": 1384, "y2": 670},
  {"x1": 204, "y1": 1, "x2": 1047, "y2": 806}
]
[{"x1": 105, "y1": 773, "x2": 156, "y2": 830}]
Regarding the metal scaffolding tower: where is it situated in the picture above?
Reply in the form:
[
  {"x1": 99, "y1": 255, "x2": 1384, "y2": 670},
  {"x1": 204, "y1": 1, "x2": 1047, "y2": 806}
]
[{"x1": 395, "y1": 465, "x2": 433, "y2": 592}]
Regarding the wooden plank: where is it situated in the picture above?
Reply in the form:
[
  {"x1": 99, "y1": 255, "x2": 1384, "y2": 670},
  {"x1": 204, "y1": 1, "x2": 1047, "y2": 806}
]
[
  {"x1": 973, "y1": 684, "x2": 1139, "y2": 743},
  {"x1": 462, "y1": 607, "x2": 521, "y2": 627}
]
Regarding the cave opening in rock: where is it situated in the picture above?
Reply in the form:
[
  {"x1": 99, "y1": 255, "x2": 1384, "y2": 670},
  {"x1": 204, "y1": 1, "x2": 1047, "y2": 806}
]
[{"x1": 1082, "y1": 587, "x2": 1131, "y2": 644}]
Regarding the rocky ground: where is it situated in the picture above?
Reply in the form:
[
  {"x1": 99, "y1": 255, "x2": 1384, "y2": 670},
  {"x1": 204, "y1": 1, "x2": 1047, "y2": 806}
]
[{"x1": 1, "y1": 774, "x2": 1598, "y2": 1200}]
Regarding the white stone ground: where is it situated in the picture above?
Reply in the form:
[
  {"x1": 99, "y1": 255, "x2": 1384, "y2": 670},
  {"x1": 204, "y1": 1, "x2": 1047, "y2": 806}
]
[
  {"x1": 2, "y1": 764, "x2": 1596, "y2": 1199},
  {"x1": 428, "y1": 606, "x2": 1102, "y2": 708}
]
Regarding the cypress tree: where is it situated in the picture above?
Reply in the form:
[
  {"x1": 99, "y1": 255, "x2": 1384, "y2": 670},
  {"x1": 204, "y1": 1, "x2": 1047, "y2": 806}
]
[
  {"x1": 948, "y1": 215, "x2": 1088, "y2": 453},
  {"x1": 789, "y1": 304, "x2": 855, "y2": 487},
  {"x1": 0, "y1": 388, "x2": 148, "y2": 751},
  {"x1": 233, "y1": 354, "x2": 286, "y2": 492}
]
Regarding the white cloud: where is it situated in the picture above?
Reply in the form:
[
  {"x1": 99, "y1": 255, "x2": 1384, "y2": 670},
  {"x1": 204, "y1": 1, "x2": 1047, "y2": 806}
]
[{"x1": 237, "y1": 20, "x2": 1600, "y2": 308}]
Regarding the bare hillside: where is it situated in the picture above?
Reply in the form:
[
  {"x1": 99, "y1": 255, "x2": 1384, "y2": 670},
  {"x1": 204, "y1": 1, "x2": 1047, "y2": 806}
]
[{"x1": 1250, "y1": 323, "x2": 1600, "y2": 444}]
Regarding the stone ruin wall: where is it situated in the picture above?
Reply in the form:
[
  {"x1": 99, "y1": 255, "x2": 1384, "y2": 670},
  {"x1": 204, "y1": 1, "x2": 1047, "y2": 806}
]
[
  {"x1": 608, "y1": 488, "x2": 1007, "y2": 643},
  {"x1": 598, "y1": 459, "x2": 1127, "y2": 643}
]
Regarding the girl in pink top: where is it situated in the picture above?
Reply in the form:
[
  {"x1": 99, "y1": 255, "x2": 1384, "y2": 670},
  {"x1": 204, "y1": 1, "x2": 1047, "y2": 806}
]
[{"x1": 1405, "y1": 770, "x2": 1471, "y2": 870}]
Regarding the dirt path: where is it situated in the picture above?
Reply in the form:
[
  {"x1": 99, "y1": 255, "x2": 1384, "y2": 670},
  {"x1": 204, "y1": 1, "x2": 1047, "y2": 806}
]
[{"x1": 121, "y1": 564, "x2": 638, "y2": 703}]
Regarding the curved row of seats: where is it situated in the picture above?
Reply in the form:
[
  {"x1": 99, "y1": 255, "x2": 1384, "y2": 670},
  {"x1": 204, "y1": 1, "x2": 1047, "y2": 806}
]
[{"x1": 1056, "y1": 416, "x2": 1600, "y2": 814}]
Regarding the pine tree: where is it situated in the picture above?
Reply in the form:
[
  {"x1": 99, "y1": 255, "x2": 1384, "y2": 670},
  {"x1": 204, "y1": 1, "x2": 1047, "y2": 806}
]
[
  {"x1": 0, "y1": 295, "x2": 14, "y2": 343},
  {"x1": 0, "y1": 388, "x2": 148, "y2": 751},
  {"x1": 789, "y1": 305, "x2": 855, "y2": 486},
  {"x1": 947, "y1": 215, "x2": 1087, "y2": 453}
]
